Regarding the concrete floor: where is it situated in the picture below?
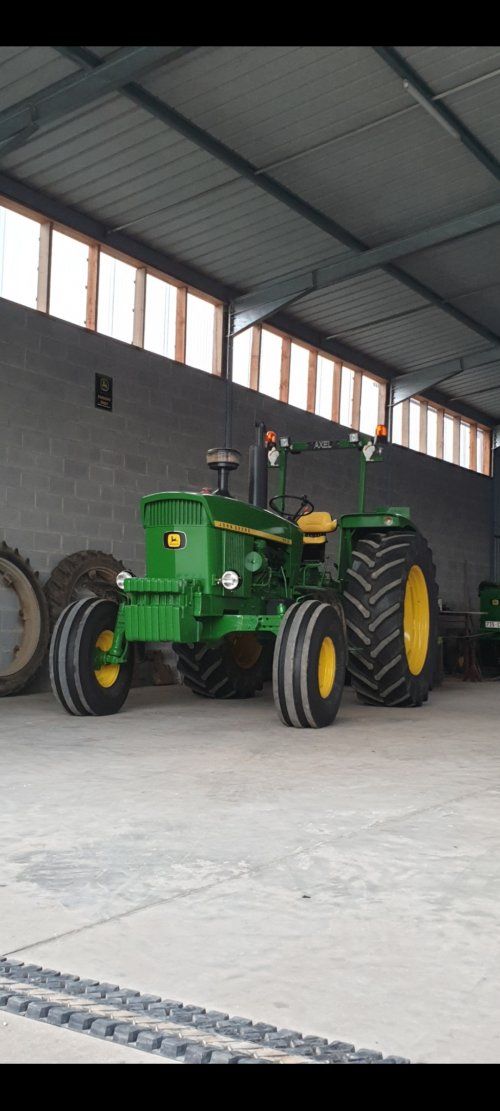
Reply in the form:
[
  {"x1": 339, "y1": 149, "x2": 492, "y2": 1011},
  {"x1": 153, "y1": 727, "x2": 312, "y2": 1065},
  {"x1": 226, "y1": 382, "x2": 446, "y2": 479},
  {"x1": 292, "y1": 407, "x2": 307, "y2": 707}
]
[{"x1": 1, "y1": 679, "x2": 500, "y2": 1064}]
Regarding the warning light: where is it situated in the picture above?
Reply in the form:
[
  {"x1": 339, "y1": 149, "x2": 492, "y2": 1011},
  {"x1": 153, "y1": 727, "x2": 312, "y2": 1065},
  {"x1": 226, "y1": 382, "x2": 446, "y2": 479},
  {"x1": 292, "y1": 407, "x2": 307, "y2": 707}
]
[
  {"x1": 265, "y1": 430, "x2": 277, "y2": 445},
  {"x1": 375, "y1": 424, "x2": 388, "y2": 441}
]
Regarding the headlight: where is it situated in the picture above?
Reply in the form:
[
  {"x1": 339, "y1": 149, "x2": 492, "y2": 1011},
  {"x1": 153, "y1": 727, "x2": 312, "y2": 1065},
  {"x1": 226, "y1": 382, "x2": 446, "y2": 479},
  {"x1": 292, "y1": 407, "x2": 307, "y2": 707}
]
[
  {"x1": 220, "y1": 570, "x2": 241, "y2": 591},
  {"x1": 116, "y1": 571, "x2": 133, "y2": 589}
]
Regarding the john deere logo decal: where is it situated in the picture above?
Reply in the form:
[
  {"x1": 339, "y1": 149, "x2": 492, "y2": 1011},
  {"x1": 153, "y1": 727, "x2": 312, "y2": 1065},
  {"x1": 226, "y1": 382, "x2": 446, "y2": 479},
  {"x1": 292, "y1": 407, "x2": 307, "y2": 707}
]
[{"x1": 164, "y1": 531, "x2": 187, "y2": 549}]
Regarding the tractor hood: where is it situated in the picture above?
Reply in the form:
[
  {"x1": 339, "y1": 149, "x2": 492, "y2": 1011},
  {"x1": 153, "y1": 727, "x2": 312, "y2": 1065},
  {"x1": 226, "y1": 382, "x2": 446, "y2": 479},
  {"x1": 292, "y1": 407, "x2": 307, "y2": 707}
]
[{"x1": 141, "y1": 490, "x2": 295, "y2": 544}]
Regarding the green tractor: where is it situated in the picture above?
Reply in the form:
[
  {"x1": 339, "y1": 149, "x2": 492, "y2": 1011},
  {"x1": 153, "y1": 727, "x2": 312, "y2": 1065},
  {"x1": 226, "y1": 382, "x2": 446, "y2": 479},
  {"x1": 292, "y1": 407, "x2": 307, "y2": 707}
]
[
  {"x1": 478, "y1": 580, "x2": 500, "y2": 674},
  {"x1": 50, "y1": 423, "x2": 438, "y2": 727}
]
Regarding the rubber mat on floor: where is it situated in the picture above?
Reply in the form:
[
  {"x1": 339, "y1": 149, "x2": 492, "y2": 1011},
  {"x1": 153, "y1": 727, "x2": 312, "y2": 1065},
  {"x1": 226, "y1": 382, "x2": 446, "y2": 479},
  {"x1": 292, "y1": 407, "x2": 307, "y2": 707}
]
[{"x1": 0, "y1": 957, "x2": 409, "y2": 1064}]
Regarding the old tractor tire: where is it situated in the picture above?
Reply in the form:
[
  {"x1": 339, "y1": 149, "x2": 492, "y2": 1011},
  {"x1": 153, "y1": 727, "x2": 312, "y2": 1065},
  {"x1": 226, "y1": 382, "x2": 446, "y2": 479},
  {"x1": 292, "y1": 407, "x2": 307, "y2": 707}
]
[
  {"x1": 174, "y1": 633, "x2": 268, "y2": 699},
  {"x1": 273, "y1": 598, "x2": 346, "y2": 728},
  {"x1": 44, "y1": 550, "x2": 127, "y2": 628},
  {"x1": 0, "y1": 541, "x2": 50, "y2": 696},
  {"x1": 50, "y1": 598, "x2": 133, "y2": 716},
  {"x1": 344, "y1": 530, "x2": 438, "y2": 707}
]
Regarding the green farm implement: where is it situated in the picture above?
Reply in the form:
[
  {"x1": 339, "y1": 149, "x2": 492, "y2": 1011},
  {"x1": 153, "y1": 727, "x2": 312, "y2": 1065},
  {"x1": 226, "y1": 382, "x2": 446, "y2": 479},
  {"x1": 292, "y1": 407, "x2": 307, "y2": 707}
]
[
  {"x1": 478, "y1": 580, "x2": 500, "y2": 674},
  {"x1": 50, "y1": 424, "x2": 438, "y2": 727}
]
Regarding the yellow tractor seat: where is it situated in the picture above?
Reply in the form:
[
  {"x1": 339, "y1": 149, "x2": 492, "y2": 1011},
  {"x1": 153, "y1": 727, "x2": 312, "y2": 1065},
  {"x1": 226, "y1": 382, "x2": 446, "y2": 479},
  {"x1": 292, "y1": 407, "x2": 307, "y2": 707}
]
[{"x1": 297, "y1": 512, "x2": 338, "y2": 545}]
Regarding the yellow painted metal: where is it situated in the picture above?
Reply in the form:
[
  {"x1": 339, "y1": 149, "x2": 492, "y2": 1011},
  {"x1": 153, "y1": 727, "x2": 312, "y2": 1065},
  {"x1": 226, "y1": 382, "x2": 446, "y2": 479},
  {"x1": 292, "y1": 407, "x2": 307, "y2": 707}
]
[
  {"x1": 297, "y1": 512, "x2": 337, "y2": 534},
  {"x1": 213, "y1": 520, "x2": 292, "y2": 545},
  {"x1": 317, "y1": 635, "x2": 336, "y2": 698},
  {"x1": 403, "y1": 564, "x2": 430, "y2": 675},
  {"x1": 94, "y1": 629, "x2": 120, "y2": 688}
]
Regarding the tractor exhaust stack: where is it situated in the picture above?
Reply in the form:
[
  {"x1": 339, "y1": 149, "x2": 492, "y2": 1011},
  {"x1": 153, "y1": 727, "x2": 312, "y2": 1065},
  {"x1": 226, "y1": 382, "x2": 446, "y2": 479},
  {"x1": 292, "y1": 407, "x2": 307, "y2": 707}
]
[{"x1": 248, "y1": 421, "x2": 268, "y2": 508}]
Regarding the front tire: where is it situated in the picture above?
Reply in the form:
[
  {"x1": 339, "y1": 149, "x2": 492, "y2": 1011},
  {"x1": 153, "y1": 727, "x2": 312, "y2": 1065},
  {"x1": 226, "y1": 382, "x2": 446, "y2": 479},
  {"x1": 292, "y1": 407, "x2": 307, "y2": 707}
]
[
  {"x1": 273, "y1": 599, "x2": 346, "y2": 728},
  {"x1": 344, "y1": 531, "x2": 438, "y2": 707},
  {"x1": 50, "y1": 598, "x2": 133, "y2": 716}
]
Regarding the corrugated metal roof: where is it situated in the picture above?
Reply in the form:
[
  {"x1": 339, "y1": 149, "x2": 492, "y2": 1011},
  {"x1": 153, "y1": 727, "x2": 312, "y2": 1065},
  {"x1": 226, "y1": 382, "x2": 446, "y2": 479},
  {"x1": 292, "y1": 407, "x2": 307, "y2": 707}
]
[
  {"x1": 0, "y1": 46, "x2": 79, "y2": 110},
  {"x1": 0, "y1": 44, "x2": 499, "y2": 421},
  {"x1": 397, "y1": 45, "x2": 500, "y2": 93}
]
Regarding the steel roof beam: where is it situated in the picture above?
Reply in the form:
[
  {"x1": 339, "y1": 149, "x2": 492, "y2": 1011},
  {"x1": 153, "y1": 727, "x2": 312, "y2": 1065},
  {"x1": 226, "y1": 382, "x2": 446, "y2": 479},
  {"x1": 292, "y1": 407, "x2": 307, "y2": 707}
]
[
  {"x1": 0, "y1": 46, "x2": 185, "y2": 153},
  {"x1": 231, "y1": 200, "x2": 500, "y2": 334},
  {"x1": 391, "y1": 346, "x2": 500, "y2": 406},
  {"x1": 51, "y1": 46, "x2": 500, "y2": 353},
  {"x1": 374, "y1": 46, "x2": 500, "y2": 184}
]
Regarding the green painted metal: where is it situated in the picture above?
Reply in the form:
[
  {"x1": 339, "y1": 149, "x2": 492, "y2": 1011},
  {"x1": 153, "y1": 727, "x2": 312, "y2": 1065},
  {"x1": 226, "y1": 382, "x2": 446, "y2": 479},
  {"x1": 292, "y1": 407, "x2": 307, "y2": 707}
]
[
  {"x1": 98, "y1": 429, "x2": 415, "y2": 666},
  {"x1": 479, "y1": 582, "x2": 500, "y2": 638}
]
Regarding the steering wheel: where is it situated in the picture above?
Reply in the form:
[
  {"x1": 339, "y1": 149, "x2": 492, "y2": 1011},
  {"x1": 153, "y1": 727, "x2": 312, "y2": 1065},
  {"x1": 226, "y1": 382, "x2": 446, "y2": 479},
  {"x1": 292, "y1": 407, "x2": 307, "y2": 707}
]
[{"x1": 269, "y1": 494, "x2": 315, "y2": 522}]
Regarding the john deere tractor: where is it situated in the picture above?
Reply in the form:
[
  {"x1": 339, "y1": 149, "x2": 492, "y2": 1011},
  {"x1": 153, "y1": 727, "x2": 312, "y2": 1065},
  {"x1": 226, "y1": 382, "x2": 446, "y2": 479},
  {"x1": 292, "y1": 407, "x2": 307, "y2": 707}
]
[{"x1": 50, "y1": 423, "x2": 438, "y2": 727}]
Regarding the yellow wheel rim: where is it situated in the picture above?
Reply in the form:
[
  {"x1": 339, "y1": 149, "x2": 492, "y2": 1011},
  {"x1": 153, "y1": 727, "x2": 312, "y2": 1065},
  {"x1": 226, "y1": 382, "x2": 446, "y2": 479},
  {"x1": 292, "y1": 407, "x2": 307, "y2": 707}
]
[
  {"x1": 404, "y1": 565, "x2": 430, "y2": 675},
  {"x1": 318, "y1": 636, "x2": 336, "y2": 698},
  {"x1": 228, "y1": 633, "x2": 262, "y2": 670},
  {"x1": 94, "y1": 629, "x2": 120, "y2": 688}
]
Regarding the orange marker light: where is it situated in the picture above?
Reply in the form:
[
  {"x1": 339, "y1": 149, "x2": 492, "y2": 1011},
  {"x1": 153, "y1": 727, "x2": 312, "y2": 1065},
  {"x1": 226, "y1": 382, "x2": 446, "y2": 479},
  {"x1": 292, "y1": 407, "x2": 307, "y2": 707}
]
[
  {"x1": 376, "y1": 424, "x2": 387, "y2": 440},
  {"x1": 265, "y1": 430, "x2": 277, "y2": 445}
]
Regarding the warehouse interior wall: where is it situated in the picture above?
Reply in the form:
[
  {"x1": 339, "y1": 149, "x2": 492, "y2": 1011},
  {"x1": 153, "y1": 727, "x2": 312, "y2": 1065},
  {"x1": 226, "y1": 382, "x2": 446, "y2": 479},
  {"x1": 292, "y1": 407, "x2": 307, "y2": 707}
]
[{"x1": 0, "y1": 298, "x2": 492, "y2": 623}]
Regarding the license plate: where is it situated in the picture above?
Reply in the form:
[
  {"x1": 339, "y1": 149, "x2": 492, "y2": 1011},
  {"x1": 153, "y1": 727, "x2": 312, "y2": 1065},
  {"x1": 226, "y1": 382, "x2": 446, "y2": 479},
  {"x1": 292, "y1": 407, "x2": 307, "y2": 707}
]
[{"x1": 485, "y1": 620, "x2": 500, "y2": 629}]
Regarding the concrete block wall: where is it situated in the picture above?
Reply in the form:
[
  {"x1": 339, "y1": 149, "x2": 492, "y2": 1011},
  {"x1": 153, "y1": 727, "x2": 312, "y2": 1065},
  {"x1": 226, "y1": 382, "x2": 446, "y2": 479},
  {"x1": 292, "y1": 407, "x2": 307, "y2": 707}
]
[{"x1": 0, "y1": 296, "x2": 493, "y2": 616}]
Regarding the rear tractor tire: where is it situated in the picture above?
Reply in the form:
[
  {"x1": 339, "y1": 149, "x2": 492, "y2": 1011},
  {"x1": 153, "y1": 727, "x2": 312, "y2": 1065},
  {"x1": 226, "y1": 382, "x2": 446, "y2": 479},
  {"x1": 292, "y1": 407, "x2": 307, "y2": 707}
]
[
  {"x1": 50, "y1": 598, "x2": 133, "y2": 716},
  {"x1": 174, "y1": 633, "x2": 268, "y2": 699},
  {"x1": 45, "y1": 549, "x2": 128, "y2": 628},
  {"x1": 0, "y1": 541, "x2": 50, "y2": 696},
  {"x1": 273, "y1": 599, "x2": 346, "y2": 728},
  {"x1": 343, "y1": 530, "x2": 438, "y2": 707}
]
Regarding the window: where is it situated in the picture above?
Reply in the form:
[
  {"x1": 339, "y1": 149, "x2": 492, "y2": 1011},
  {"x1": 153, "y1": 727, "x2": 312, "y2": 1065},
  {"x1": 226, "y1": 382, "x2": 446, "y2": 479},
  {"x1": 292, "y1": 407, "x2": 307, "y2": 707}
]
[
  {"x1": 427, "y1": 407, "x2": 438, "y2": 457},
  {"x1": 144, "y1": 274, "x2": 177, "y2": 359},
  {"x1": 0, "y1": 194, "x2": 494, "y2": 481},
  {"x1": 389, "y1": 394, "x2": 491, "y2": 474},
  {"x1": 443, "y1": 415, "x2": 454, "y2": 462},
  {"x1": 232, "y1": 327, "x2": 253, "y2": 387},
  {"x1": 97, "y1": 252, "x2": 136, "y2": 343},
  {"x1": 0, "y1": 206, "x2": 40, "y2": 308},
  {"x1": 460, "y1": 422, "x2": 470, "y2": 469},
  {"x1": 185, "y1": 292, "x2": 215, "y2": 373},
  {"x1": 315, "y1": 355, "x2": 334, "y2": 419},
  {"x1": 340, "y1": 366, "x2": 354, "y2": 427},
  {"x1": 392, "y1": 402, "x2": 403, "y2": 445},
  {"x1": 359, "y1": 375, "x2": 380, "y2": 435},
  {"x1": 409, "y1": 399, "x2": 420, "y2": 451},
  {"x1": 259, "y1": 328, "x2": 282, "y2": 399},
  {"x1": 477, "y1": 428, "x2": 484, "y2": 474},
  {"x1": 49, "y1": 230, "x2": 89, "y2": 327},
  {"x1": 288, "y1": 342, "x2": 309, "y2": 410}
]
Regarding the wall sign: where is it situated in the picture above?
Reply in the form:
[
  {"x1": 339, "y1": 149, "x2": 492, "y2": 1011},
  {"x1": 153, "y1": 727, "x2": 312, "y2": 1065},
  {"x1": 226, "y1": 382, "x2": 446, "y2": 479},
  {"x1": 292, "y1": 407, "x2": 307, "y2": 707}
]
[{"x1": 95, "y1": 373, "x2": 113, "y2": 411}]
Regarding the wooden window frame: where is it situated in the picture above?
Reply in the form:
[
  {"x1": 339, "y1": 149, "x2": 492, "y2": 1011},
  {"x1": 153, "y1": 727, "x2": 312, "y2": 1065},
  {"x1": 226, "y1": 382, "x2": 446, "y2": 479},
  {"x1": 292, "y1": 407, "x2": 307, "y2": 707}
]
[
  {"x1": 86, "y1": 244, "x2": 99, "y2": 331},
  {"x1": 332, "y1": 360, "x2": 342, "y2": 423},
  {"x1": 132, "y1": 266, "x2": 147, "y2": 348},
  {"x1": 175, "y1": 286, "x2": 187, "y2": 364},
  {"x1": 249, "y1": 326, "x2": 261, "y2": 391},
  {"x1": 36, "y1": 221, "x2": 52, "y2": 313},
  {"x1": 0, "y1": 192, "x2": 497, "y2": 466},
  {"x1": 279, "y1": 336, "x2": 291, "y2": 403},
  {"x1": 306, "y1": 349, "x2": 318, "y2": 413},
  {"x1": 482, "y1": 428, "x2": 492, "y2": 476}
]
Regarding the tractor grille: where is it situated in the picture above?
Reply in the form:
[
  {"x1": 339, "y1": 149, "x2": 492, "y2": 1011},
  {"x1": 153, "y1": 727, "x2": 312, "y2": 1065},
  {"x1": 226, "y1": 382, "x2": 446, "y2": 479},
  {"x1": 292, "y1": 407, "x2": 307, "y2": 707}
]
[
  {"x1": 223, "y1": 531, "x2": 246, "y2": 581},
  {"x1": 144, "y1": 499, "x2": 206, "y2": 528}
]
